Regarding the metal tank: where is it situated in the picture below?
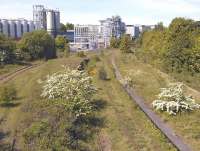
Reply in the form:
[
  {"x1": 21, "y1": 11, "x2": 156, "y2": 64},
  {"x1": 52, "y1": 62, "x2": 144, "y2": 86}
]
[
  {"x1": 28, "y1": 21, "x2": 35, "y2": 32},
  {"x1": 54, "y1": 11, "x2": 60, "y2": 32},
  {"x1": 15, "y1": 20, "x2": 22, "y2": 38},
  {"x1": 46, "y1": 10, "x2": 55, "y2": 37},
  {"x1": 0, "y1": 20, "x2": 2, "y2": 33},
  {"x1": 22, "y1": 20, "x2": 28, "y2": 34},
  {"x1": 8, "y1": 20, "x2": 16, "y2": 38},
  {"x1": 2, "y1": 19, "x2": 9, "y2": 36}
]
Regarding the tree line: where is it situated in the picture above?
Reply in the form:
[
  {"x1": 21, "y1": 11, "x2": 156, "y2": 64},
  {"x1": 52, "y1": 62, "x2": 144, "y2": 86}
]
[
  {"x1": 0, "y1": 30, "x2": 70, "y2": 65},
  {"x1": 136, "y1": 17, "x2": 200, "y2": 74}
]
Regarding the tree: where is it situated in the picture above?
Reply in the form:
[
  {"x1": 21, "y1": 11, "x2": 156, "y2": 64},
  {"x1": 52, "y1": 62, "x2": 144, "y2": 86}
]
[
  {"x1": 110, "y1": 37, "x2": 120, "y2": 48},
  {"x1": 120, "y1": 35, "x2": 132, "y2": 53},
  {"x1": 66, "y1": 23, "x2": 74, "y2": 30},
  {"x1": 59, "y1": 23, "x2": 67, "y2": 33},
  {"x1": 55, "y1": 35, "x2": 70, "y2": 57},
  {"x1": 0, "y1": 34, "x2": 16, "y2": 64},
  {"x1": 18, "y1": 30, "x2": 56, "y2": 61}
]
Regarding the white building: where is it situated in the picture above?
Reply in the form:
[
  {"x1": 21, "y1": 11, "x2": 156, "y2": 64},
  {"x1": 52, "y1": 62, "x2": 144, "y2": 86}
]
[{"x1": 126, "y1": 25, "x2": 140, "y2": 39}]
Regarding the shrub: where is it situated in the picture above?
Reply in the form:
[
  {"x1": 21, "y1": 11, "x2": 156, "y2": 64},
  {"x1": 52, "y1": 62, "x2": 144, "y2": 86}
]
[
  {"x1": 0, "y1": 84, "x2": 17, "y2": 105},
  {"x1": 152, "y1": 83, "x2": 200, "y2": 115},
  {"x1": 77, "y1": 51, "x2": 86, "y2": 58},
  {"x1": 98, "y1": 67, "x2": 108, "y2": 80},
  {"x1": 41, "y1": 67, "x2": 97, "y2": 117}
]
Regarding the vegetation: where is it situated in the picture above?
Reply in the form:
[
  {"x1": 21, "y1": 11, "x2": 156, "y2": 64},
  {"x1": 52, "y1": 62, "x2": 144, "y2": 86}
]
[
  {"x1": 60, "y1": 22, "x2": 74, "y2": 32},
  {"x1": 120, "y1": 35, "x2": 132, "y2": 53},
  {"x1": 98, "y1": 67, "x2": 108, "y2": 80},
  {"x1": 55, "y1": 35, "x2": 70, "y2": 57},
  {"x1": 110, "y1": 37, "x2": 120, "y2": 48},
  {"x1": 152, "y1": 83, "x2": 200, "y2": 115},
  {"x1": 137, "y1": 17, "x2": 200, "y2": 74},
  {"x1": 0, "y1": 34, "x2": 16, "y2": 64},
  {"x1": 18, "y1": 30, "x2": 56, "y2": 61},
  {"x1": 0, "y1": 84, "x2": 17, "y2": 105},
  {"x1": 77, "y1": 51, "x2": 86, "y2": 58}
]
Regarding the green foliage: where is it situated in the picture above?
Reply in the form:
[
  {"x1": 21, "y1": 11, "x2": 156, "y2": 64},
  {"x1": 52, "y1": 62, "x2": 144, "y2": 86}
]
[
  {"x1": 55, "y1": 35, "x2": 70, "y2": 57},
  {"x1": 137, "y1": 17, "x2": 200, "y2": 74},
  {"x1": 60, "y1": 23, "x2": 67, "y2": 32},
  {"x1": 98, "y1": 67, "x2": 108, "y2": 80},
  {"x1": 18, "y1": 30, "x2": 56, "y2": 61},
  {"x1": 110, "y1": 37, "x2": 120, "y2": 48},
  {"x1": 120, "y1": 35, "x2": 132, "y2": 53},
  {"x1": 66, "y1": 23, "x2": 74, "y2": 30},
  {"x1": 0, "y1": 34, "x2": 16, "y2": 64},
  {"x1": 77, "y1": 51, "x2": 86, "y2": 58},
  {"x1": 0, "y1": 84, "x2": 17, "y2": 105}
]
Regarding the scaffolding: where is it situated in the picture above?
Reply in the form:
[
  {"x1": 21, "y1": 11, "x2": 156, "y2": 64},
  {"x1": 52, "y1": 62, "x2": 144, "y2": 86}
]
[{"x1": 33, "y1": 5, "x2": 46, "y2": 30}]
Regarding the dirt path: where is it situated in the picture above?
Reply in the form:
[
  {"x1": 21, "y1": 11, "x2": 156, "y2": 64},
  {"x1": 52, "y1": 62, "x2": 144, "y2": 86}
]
[{"x1": 111, "y1": 57, "x2": 192, "y2": 151}]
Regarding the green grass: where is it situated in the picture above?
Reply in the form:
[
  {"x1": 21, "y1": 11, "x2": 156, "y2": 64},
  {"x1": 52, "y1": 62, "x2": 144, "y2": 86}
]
[
  {"x1": 0, "y1": 64, "x2": 24, "y2": 76},
  {"x1": 113, "y1": 49, "x2": 200, "y2": 151},
  {"x1": 91, "y1": 50, "x2": 176, "y2": 151},
  {"x1": 0, "y1": 51, "x2": 177, "y2": 151}
]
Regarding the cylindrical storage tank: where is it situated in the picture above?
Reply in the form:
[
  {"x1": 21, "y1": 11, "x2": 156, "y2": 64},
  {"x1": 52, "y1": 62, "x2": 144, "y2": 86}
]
[
  {"x1": 22, "y1": 20, "x2": 28, "y2": 34},
  {"x1": 2, "y1": 19, "x2": 9, "y2": 36},
  {"x1": 28, "y1": 21, "x2": 35, "y2": 32},
  {"x1": 54, "y1": 11, "x2": 60, "y2": 31},
  {"x1": 8, "y1": 20, "x2": 16, "y2": 38},
  {"x1": 46, "y1": 10, "x2": 55, "y2": 36},
  {"x1": 15, "y1": 20, "x2": 22, "y2": 38},
  {"x1": 0, "y1": 20, "x2": 2, "y2": 33}
]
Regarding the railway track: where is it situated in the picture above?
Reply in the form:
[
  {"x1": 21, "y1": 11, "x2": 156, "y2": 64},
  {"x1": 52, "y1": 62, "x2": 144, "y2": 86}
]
[
  {"x1": 111, "y1": 57, "x2": 192, "y2": 151},
  {"x1": 0, "y1": 64, "x2": 39, "y2": 84}
]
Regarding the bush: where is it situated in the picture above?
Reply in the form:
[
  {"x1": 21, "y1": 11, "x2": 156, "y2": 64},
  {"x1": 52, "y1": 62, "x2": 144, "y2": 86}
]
[
  {"x1": 77, "y1": 51, "x2": 86, "y2": 58},
  {"x1": 152, "y1": 83, "x2": 200, "y2": 115},
  {"x1": 41, "y1": 67, "x2": 97, "y2": 118},
  {"x1": 0, "y1": 84, "x2": 17, "y2": 105},
  {"x1": 98, "y1": 67, "x2": 108, "y2": 80}
]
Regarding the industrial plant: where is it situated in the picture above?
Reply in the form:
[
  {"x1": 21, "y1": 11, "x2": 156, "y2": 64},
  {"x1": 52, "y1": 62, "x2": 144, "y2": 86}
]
[
  {"x1": 0, "y1": 4, "x2": 60, "y2": 39},
  {"x1": 0, "y1": 4, "x2": 155, "y2": 51},
  {"x1": 33, "y1": 5, "x2": 60, "y2": 37}
]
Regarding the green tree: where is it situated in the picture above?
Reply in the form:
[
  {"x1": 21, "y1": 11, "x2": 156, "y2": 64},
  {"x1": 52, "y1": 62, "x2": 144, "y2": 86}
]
[
  {"x1": 110, "y1": 37, "x2": 120, "y2": 48},
  {"x1": 0, "y1": 34, "x2": 16, "y2": 64},
  {"x1": 55, "y1": 35, "x2": 70, "y2": 57},
  {"x1": 59, "y1": 23, "x2": 67, "y2": 32},
  {"x1": 66, "y1": 23, "x2": 74, "y2": 30},
  {"x1": 18, "y1": 30, "x2": 56, "y2": 61},
  {"x1": 120, "y1": 35, "x2": 132, "y2": 53}
]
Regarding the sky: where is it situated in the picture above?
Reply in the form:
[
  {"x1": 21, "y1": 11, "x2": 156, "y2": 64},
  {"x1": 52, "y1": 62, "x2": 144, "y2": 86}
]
[{"x1": 0, "y1": 0, "x2": 200, "y2": 26}]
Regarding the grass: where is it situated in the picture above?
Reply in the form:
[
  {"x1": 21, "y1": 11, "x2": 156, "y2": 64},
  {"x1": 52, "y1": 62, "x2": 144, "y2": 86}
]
[
  {"x1": 113, "y1": 49, "x2": 200, "y2": 151},
  {"x1": 91, "y1": 50, "x2": 176, "y2": 151},
  {"x1": 0, "y1": 50, "x2": 177, "y2": 151},
  {"x1": 0, "y1": 64, "x2": 24, "y2": 76}
]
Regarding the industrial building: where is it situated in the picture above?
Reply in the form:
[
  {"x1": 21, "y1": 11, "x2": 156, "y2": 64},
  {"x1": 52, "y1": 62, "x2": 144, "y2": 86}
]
[
  {"x1": 0, "y1": 19, "x2": 35, "y2": 38},
  {"x1": 126, "y1": 25, "x2": 140, "y2": 39},
  {"x1": 33, "y1": 5, "x2": 60, "y2": 37}
]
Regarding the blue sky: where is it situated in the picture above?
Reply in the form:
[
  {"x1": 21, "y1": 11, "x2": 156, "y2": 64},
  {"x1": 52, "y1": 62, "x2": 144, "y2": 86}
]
[{"x1": 0, "y1": 0, "x2": 200, "y2": 25}]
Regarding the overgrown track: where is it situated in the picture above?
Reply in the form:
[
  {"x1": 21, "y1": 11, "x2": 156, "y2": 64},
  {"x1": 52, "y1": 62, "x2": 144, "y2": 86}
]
[
  {"x1": 0, "y1": 64, "x2": 39, "y2": 84},
  {"x1": 111, "y1": 57, "x2": 192, "y2": 151}
]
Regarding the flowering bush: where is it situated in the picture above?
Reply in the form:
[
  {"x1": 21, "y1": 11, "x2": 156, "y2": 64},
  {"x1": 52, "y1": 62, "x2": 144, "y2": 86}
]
[
  {"x1": 152, "y1": 83, "x2": 200, "y2": 115},
  {"x1": 41, "y1": 67, "x2": 97, "y2": 117}
]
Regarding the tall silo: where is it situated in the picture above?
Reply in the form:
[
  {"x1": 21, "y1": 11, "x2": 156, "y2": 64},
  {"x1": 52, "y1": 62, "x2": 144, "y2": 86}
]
[
  {"x1": 28, "y1": 20, "x2": 35, "y2": 32},
  {"x1": 2, "y1": 19, "x2": 9, "y2": 36},
  {"x1": 15, "y1": 20, "x2": 22, "y2": 38},
  {"x1": 0, "y1": 20, "x2": 2, "y2": 33},
  {"x1": 54, "y1": 11, "x2": 60, "y2": 33},
  {"x1": 46, "y1": 10, "x2": 55, "y2": 37},
  {"x1": 22, "y1": 20, "x2": 28, "y2": 34},
  {"x1": 8, "y1": 20, "x2": 16, "y2": 38}
]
